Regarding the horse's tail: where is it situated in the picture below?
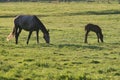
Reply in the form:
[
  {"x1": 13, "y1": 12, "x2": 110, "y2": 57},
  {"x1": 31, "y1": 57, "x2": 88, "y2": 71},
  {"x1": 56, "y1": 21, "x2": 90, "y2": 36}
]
[{"x1": 7, "y1": 26, "x2": 16, "y2": 41}]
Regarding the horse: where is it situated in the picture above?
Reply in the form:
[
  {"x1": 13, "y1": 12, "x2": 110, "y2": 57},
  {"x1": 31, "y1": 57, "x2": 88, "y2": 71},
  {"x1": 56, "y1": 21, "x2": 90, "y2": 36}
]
[
  {"x1": 7, "y1": 15, "x2": 50, "y2": 44},
  {"x1": 84, "y1": 23, "x2": 104, "y2": 43}
]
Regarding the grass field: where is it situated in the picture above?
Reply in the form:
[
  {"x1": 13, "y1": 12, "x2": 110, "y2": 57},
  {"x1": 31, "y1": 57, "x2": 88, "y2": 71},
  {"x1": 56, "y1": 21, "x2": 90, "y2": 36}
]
[{"x1": 0, "y1": 2, "x2": 120, "y2": 80}]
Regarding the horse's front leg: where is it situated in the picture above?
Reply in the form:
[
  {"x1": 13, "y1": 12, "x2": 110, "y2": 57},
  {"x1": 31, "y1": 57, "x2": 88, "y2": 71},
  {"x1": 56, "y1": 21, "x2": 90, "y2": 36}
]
[
  {"x1": 27, "y1": 31, "x2": 33, "y2": 44},
  {"x1": 84, "y1": 31, "x2": 89, "y2": 43},
  {"x1": 36, "y1": 30, "x2": 39, "y2": 44}
]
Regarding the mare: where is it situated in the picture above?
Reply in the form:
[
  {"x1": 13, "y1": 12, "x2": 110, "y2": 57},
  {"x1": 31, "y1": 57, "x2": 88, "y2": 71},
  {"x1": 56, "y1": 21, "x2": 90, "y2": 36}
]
[
  {"x1": 7, "y1": 15, "x2": 50, "y2": 44},
  {"x1": 84, "y1": 23, "x2": 104, "y2": 43}
]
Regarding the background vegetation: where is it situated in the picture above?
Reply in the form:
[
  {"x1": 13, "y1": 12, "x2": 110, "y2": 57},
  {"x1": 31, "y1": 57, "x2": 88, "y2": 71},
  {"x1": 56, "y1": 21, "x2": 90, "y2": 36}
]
[
  {"x1": 0, "y1": 2, "x2": 120, "y2": 80},
  {"x1": 1, "y1": 0, "x2": 120, "y2": 4}
]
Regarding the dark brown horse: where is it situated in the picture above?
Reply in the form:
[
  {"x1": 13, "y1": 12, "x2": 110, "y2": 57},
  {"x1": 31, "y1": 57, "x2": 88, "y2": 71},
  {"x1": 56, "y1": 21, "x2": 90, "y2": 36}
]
[
  {"x1": 84, "y1": 23, "x2": 103, "y2": 43},
  {"x1": 7, "y1": 15, "x2": 50, "y2": 44}
]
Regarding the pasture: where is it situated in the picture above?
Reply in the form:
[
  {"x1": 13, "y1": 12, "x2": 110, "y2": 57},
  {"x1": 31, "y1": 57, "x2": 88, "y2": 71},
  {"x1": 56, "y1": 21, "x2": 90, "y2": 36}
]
[{"x1": 0, "y1": 2, "x2": 120, "y2": 80}]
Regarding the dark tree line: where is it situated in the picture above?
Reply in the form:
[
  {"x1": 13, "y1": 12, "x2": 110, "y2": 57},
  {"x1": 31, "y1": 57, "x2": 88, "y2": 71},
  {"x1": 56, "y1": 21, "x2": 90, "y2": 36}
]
[
  {"x1": 0, "y1": 0, "x2": 77, "y2": 2},
  {"x1": 0, "y1": 0, "x2": 120, "y2": 3}
]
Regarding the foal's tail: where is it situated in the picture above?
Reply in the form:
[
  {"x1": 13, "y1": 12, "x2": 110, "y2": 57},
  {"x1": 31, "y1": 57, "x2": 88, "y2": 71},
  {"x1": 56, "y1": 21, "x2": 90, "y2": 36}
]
[{"x1": 7, "y1": 26, "x2": 16, "y2": 41}]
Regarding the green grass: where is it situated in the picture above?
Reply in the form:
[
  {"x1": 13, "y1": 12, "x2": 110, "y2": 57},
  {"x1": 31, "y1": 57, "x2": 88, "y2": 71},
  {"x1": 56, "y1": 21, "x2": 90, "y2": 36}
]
[{"x1": 0, "y1": 2, "x2": 120, "y2": 80}]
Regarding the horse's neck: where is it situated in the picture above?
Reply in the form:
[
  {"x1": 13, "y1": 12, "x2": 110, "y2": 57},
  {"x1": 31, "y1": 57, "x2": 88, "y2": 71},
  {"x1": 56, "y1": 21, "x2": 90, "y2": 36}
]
[
  {"x1": 41, "y1": 28, "x2": 47, "y2": 34},
  {"x1": 35, "y1": 16, "x2": 48, "y2": 34},
  {"x1": 39, "y1": 24, "x2": 48, "y2": 34}
]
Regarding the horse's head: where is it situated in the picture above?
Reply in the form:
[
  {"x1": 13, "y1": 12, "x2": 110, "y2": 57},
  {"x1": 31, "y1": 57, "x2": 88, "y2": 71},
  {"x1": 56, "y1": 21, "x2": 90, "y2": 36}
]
[{"x1": 43, "y1": 30, "x2": 50, "y2": 44}]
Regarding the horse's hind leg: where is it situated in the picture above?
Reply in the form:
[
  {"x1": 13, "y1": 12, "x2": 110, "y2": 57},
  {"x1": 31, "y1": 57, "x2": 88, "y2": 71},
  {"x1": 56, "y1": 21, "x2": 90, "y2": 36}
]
[
  {"x1": 36, "y1": 30, "x2": 39, "y2": 44},
  {"x1": 15, "y1": 28, "x2": 22, "y2": 44},
  {"x1": 84, "y1": 31, "x2": 89, "y2": 43},
  {"x1": 99, "y1": 33, "x2": 104, "y2": 43},
  {"x1": 15, "y1": 27, "x2": 18, "y2": 44},
  {"x1": 27, "y1": 31, "x2": 33, "y2": 44},
  {"x1": 96, "y1": 32, "x2": 100, "y2": 43}
]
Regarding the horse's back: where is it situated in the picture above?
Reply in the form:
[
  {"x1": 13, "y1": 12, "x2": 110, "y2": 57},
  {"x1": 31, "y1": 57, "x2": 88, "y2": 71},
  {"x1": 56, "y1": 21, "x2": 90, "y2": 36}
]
[
  {"x1": 14, "y1": 15, "x2": 38, "y2": 31},
  {"x1": 85, "y1": 23, "x2": 101, "y2": 32},
  {"x1": 15, "y1": 15, "x2": 35, "y2": 22}
]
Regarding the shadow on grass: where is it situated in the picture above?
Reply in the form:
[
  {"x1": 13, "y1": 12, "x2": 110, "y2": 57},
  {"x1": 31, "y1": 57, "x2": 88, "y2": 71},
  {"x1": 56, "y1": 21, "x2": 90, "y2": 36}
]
[
  {"x1": 1, "y1": 9, "x2": 120, "y2": 18},
  {"x1": 57, "y1": 43, "x2": 104, "y2": 50},
  {"x1": 63, "y1": 9, "x2": 120, "y2": 16},
  {"x1": 37, "y1": 9, "x2": 120, "y2": 17},
  {"x1": 0, "y1": 15, "x2": 16, "y2": 18},
  {"x1": 107, "y1": 42, "x2": 120, "y2": 45},
  {"x1": 0, "y1": 76, "x2": 17, "y2": 80},
  {"x1": 13, "y1": 43, "x2": 104, "y2": 50},
  {"x1": 0, "y1": 14, "x2": 50, "y2": 18}
]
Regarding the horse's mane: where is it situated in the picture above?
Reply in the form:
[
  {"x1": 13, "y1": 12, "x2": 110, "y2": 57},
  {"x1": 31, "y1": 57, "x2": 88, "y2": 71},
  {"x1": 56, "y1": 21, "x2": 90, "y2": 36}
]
[{"x1": 34, "y1": 16, "x2": 48, "y2": 34}]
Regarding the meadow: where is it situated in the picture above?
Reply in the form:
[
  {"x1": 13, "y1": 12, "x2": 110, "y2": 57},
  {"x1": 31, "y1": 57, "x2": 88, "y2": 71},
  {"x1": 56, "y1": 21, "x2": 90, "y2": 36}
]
[{"x1": 0, "y1": 2, "x2": 120, "y2": 80}]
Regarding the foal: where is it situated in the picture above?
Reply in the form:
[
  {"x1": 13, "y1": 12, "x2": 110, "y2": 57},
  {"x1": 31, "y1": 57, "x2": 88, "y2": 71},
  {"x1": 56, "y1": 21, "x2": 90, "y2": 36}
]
[{"x1": 84, "y1": 23, "x2": 104, "y2": 43}]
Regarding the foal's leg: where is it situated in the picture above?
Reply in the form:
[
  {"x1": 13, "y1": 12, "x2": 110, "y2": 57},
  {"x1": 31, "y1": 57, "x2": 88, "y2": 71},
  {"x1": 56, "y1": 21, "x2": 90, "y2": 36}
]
[
  {"x1": 99, "y1": 31, "x2": 104, "y2": 43},
  {"x1": 84, "y1": 31, "x2": 89, "y2": 43},
  {"x1": 100, "y1": 37, "x2": 104, "y2": 43},
  {"x1": 36, "y1": 30, "x2": 39, "y2": 44},
  {"x1": 27, "y1": 31, "x2": 33, "y2": 44},
  {"x1": 100, "y1": 34, "x2": 104, "y2": 43},
  {"x1": 96, "y1": 32, "x2": 100, "y2": 43}
]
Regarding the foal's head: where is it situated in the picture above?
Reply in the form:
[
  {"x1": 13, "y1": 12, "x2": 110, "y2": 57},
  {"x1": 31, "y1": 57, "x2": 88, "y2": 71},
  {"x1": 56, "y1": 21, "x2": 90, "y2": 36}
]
[{"x1": 43, "y1": 30, "x2": 50, "y2": 44}]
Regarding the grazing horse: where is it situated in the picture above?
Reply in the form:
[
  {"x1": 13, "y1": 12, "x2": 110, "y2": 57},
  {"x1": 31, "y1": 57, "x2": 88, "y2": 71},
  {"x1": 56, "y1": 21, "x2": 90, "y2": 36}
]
[
  {"x1": 84, "y1": 23, "x2": 104, "y2": 43},
  {"x1": 7, "y1": 15, "x2": 50, "y2": 44}
]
